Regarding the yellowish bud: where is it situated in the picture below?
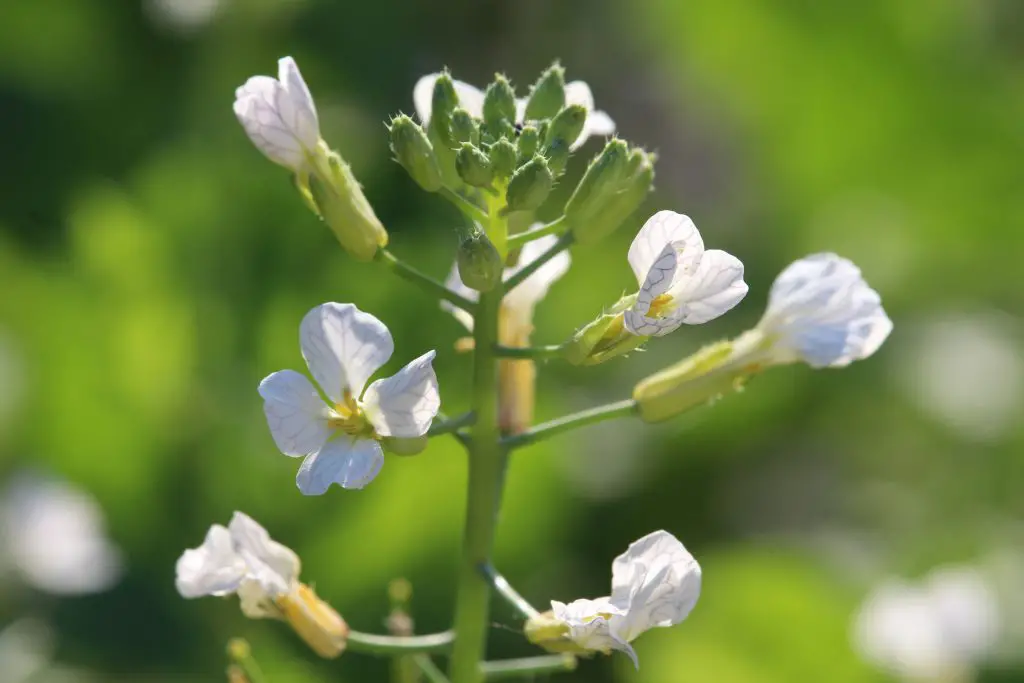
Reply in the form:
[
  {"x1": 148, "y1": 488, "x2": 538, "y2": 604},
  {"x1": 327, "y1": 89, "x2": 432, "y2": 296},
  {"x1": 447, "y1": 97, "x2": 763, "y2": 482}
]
[
  {"x1": 524, "y1": 611, "x2": 589, "y2": 656},
  {"x1": 563, "y1": 295, "x2": 647, "y2": 365},
  {"x1": 276, "y1": 583, "x2": 349, "y2": 659}
]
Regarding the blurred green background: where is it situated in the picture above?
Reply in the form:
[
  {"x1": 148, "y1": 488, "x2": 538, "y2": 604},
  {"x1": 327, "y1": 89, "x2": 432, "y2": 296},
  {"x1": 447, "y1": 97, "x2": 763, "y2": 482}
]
[{"x1": 1, "y1": 0, "x2": 1022, "y2": 681}]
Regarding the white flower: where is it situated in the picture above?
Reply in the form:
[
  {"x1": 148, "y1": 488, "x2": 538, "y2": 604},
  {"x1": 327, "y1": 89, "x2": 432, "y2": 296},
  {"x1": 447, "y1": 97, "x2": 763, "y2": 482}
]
[
  {"x1": 234, "y1": 56, "x2": 321, "y2": 171},
  {"x1": 176, "y1": 511, "x2": 299, "y2": 616},
  {"x1": 0, "y1": 473, "x2": 122, "y2": 596},
  {"x1": 413, "y1": 74, "x2": 615, "y2": 150},
  {"x1": 549, "y1": 530, "x2": 702, "y2": 668},
  {"x1": 853, "y1": 567, "x2": 999, "y2": 681},
  {"x1": 757, "y1": 253, "x2": 892, "y2": 368},
  {"x1": 259, "y1": 303, "x2": 440, "y2": 494},
  {"x1": 623, "y1": 211, "x2": 748, "y2": 337}
]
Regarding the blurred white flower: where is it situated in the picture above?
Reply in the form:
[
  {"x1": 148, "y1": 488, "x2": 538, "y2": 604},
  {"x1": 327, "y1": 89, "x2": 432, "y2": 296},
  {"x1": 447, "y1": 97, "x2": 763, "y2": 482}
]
[
  {"x1": 234, "y1": 57, "x2": 321, "y2": 171},
  {"x1": 0, "y1": 474, "x2": 122, "y2": 596},
  {"x1": 443, "y1": 233, "x2": 569, "y2": 433},
  {"x1": 623, "y1": 211, "x2": 747, "y2": 337},
  {"x1": 144, "y1": 0, "x2": 220, "y2": 33},
  {"x1": 756, "y1": 253, "x2": 892, "y2": 368},
  {"x1": 546, "y1": 530, "x2": 702, "y2": 668},
  {"x1": 412, "y1": 74, "x2": 615, "y2": 150},
  {"x1": 260, "y1": 303, "x2": 440, "y2": 494},
  {"x1": 853, "y1": 566, "x2": 1000, "y2": 681}
]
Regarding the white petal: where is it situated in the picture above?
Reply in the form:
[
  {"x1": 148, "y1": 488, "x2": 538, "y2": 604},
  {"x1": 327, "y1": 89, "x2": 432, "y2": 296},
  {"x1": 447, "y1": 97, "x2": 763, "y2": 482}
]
[
  {"x1": 440, "y1": 262, "x2": 479, "y2": 332},
  {"x1": 300, "y1": 303, "x2": 394, "y2": 403},
  {"x1": 411, "y1": 73, "x2": 485, "y2": 123},
  {"x1": 258, "y1": 370, "x2": 330, "y2": 457},
  {"x1": 237, "y1": 579, "x2": 279, "y2": 619},
  {"x1": 175, "y1": 525, "x2": 247, "y2": 598},
  {"x1": 276, "y1": 56, "x2": 320, "y2": 151},
  {"x1": 551, "y1": 598, "x2": 622, "y2": 651},
  {"x1": 627, "y1": 211, "x2": 704, "y2": 287},
  {"x1": 586, "y1": 110, "x2": 617, "y2": 137},
  {"x1": 564, "y1": 81, "x2": 616, "y2": 149},
  {"x1": 665, "y1": 249, "x2": 748, "y2": 324},
  {"x1": 503, "y1": 233, "x2": 571, "y2": 329},
  {"x1": 761, "y1": 253, "x2": 892, "y2": 368},
  {"x1": 362, "y1": 350, "x2": 441, "y2": 437},
  {"x1": 295, "y1": 438, "x2": 384, "y2": 494},
  {"x1": 233, "y1": 77, "x2": 307, "y2": 170},
  {"x1": 608, "y1": 530, "x2": 702, "y2": 643},
  {"x1": 228, "y1": 512, "x2": 300, "y2": 595},
  {"x1": 564, "y1": 81, "x2": 596, "y2": 111}
]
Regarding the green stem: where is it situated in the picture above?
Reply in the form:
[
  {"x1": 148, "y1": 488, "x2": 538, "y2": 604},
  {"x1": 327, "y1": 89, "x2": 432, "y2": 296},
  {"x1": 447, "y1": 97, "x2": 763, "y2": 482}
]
[
  {"x1": 501, "y1": 399, "x2": 638, "y2": 450},
  {"x1": 506, "y1": 217, "x2": 567, "y2": 249},
  {"x1": 377, "y1": 248, "x2": 477, "y2": 313},
  {"x1": 346, "y1": 630, "x2": 454, "y2": 655},
  {"x1": 449, "y1": 285, "x2": 504, "y2": 683},
  {"x1": 503, "y1": 231, "x2": 574, "y2": 293},
  {"x1": 479, "y1": 563, "x2": 540, "y2": 619},
  {"x1": 428, "y1": 411, "x2": 476, "y2": 437},
  {"x1": 441, "y1": 187, "x2": 489, "y2": 225},
  {"x1": 480, "y1": 655, "x2": 577, "y2": 680},
  {"x1": 492, "y1": 344, "x2": 565, "y2": 360},
  {"x1": 414, "y1": 654, "x2": 451, "y2": 683},
  {"x1": 226, "y1": 639, "x2": 266, "y2": 683}
]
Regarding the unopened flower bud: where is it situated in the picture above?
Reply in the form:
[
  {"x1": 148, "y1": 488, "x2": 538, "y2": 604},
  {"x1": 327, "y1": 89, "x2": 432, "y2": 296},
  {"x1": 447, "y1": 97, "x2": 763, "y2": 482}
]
[
  {"x1": 525, "y1": 63, "x2": 566, "y2": 121},
  {"x1": 517, "y1": 125, "x2": 540, "y2": 161},
  {"x1": 565, "y1": 142, "x2": 655, "y2": 245},
  {"x1": 489, "y1": 138, "x2": 518, "y2": 179},
  {"x1": 276, "y1": 583, "x2": 349, "y2": 659},
  {"x1": 544, "y1": 105, "x2": 587, "y2": 155},
  {"x1": 456, "y1": 143, "x2": 494, "y2": 188},
  {"x1": 564, "y1": 139, "x2": 628, "y2": 220},
  {"x1": 562, "y1": 294, "x2": 647, "y2": 365},
  {"x1": 389, "y1": 115, "x2": 442, "y2": 192},
  {"x1": 305, "y1": 145, "x2": 388, "y2": 261},
  {"x1": 483, "y1": 75, "x2": 517, "y2": 133},
  {"x1": 381, "y1": 435, "x2": 429, "y2": 456},
  {"x1": 450, "y1": 108, "x2": 478, "y2": 145},
  {"x1": 457, "y1": 231, "x2": 503, "y2": 292},
  {"x1": 632, "y1": 340, "x2": 746, "y2": 423},
  {"x1": 505, "y1": 156, "x2": 553, "y2": 212},
  {"x1": 427, "y1": 73, "x2": 462, "y2": 187}
]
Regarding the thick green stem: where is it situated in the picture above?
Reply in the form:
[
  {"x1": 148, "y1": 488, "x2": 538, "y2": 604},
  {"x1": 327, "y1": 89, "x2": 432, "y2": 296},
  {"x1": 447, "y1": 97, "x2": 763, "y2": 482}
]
[
  {"x1": 448, "y1": 286, "x2": 504, "y2": 683},
  {"x1": 501, "y1": 399, "x2": 638, "y2": 450},
  {"x1": 506, "y1": 216, "x2": 567, "y2": 249},
  {"x1": 346, "y1": 630, "x2": 454, "y2": 655},
  {"x1": 377, "y1": 248, "x2": 477, "y2": 313},
  {"x1": 492, "y1": 344, "x2": 565, "y2": 360},
  {"x1": 502, "y1": 231, "x2": 574, "y2": 293},
  {"x1": 480, "y1": 655, "x2": 577, "y2": 680}
]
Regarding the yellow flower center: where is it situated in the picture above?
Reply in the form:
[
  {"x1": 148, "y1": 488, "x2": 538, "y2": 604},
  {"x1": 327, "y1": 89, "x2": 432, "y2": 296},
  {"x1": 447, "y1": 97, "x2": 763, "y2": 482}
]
[
  {"x1": 647, "y1": 293, "x2": 675, "y2": 319},
  {"x1": 326, "y1": 390, "x2": 374, "y2": 437}
]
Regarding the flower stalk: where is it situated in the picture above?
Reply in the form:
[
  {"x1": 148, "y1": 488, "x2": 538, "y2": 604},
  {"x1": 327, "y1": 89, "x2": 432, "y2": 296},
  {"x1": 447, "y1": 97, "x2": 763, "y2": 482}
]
[
  {"x1": 480, "y1": 654, "x2": 577, "y2": 680},
  {"x1": 501, "y1": 399, "x2": 638, "y2": 450}
]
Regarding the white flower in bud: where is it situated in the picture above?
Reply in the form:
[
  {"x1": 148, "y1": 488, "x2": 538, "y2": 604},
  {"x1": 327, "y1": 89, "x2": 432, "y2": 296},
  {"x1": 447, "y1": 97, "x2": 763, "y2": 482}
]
[
  {"x1": 757, "y1": 253, "x2": 892, "y2": 368},
  {"x1": 412, "y1": 74, "x2": 615, "y2": 150},
  {"x1": 623, "y1": 211, "x2": 748, "y2": 337},
  {"x1": 234, "y1": 56, "x2": 321, "y2": 171},
  {"x1": 549, "y1": 530, "x2": 702, "y2": 668},
  {"x1": 259, "y1": 303, "x2": 440, "y2": 494}
]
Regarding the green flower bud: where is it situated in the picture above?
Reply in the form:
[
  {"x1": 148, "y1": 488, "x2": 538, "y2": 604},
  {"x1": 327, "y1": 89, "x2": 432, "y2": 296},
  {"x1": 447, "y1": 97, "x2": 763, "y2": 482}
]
[
  {"x1": 562, "y1": 294, "x2": 647, "y2": 365},
  {"x1": 456, "y1": 231, "x2": 503, "y2": 292},
  {"x1": 489, "y1": 138, "x2": 518, "y2": 179},
  {"x1": 524, "y1": 63, "x2": 566, "y2": 121},
  {"x1": 381, "y1": 435, "x2": 429, "y2": 456},
  {"x1": 544, "y1": 104, "x2": 587, "y2": 152},
  {"x1": 483, "y1": 74, "x2": 517, "y2": 133},
  {"x1": 544, "y1": 138, "x2": 571, "y2": 177},
  {"x1": 586, "y1": 152, "x2": 654, "y2": 244},
  {"x1": 455, "y1": 143, "x2": 494, "y2": 188},
  {"x1": 505, "y1": 155, "x2": 553, "y2": 213},
  {"x1": 427, "y1": 73, "x2": 462, "y2": 187},
  {"x1": 388, "y1": 115, "x2": 443, "y2": 192},
  {"x1": 517, "y1": 125, "x2": 540, "y2": 161},
  {"x1": 632, "y1": 340, "x2": 747, "y2": 423},
  {"x1": 564, "y1": 142, "x2": 656, "y2": 245},
  {"x1": 305, "y1": 145, "x2": 388, "y2": 261},
  {"x1": 450, "y1": 108, "x2": 478, "y2": 145}
]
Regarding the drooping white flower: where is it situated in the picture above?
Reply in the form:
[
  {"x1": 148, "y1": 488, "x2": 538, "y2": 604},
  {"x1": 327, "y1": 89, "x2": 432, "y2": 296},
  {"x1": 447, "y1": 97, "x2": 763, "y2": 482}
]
[
  {"x1": 756, "y1": 253, "x2": 892, "y2": 368},
  {"x1": 623, "y1": 211, "x2": 748, "y2": 337},
  {"x1": 0, "y1": 473, "x2": 122, "y2": 596},
  {"x1": 234, "y1": 56, "x2": 321, "y2": 171},
  {"x1": 413, "y1": 74, "x2": 615, "y2": 150},
  {"x1": 548, "y1": 530, "x2": 702, "y2": 668},
  {"x1": 853, "y1": 566, "x2": 999, "y2": 681},
  {"x1": 260, "y1": 303, "x2": 440, "y2": 495}
]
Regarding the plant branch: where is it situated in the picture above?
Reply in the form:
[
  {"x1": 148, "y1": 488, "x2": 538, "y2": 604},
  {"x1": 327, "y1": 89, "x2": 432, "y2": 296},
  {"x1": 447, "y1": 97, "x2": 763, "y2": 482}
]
[
  {"x1": 506, "y1": 216, "x2": 567, "y2": 249},
  {"x1": 345, "y1": 630, "x2": 454, "y2": 655},
  {"x1": 492, "y1": 344, "x2": 565, "y2": 360},
  {"x1": 441, "y1": 187, "x2": 488, "y2": 224},
  {"x1": 429, "y1": 411, "x2": 476, "y2": 438},
  {"x1": 376, "y1": 248, "x2": 476, "y2": 313},
  {"x1": 503, "y1": 231, "x2": 574, "y2": 293},
  {"x1": 479, "y1": 563, "x2": 540, "y2": 619},
  {"x1": 501, "y1": 399, "x2": 639, "y2": 450},
  {"x1": 414, "y1": 654, "x2": 452, "y2": 683},
  {"x1": 480, "y1": 655, "x2": 577, "y2": 680}
]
